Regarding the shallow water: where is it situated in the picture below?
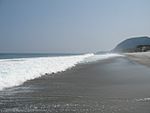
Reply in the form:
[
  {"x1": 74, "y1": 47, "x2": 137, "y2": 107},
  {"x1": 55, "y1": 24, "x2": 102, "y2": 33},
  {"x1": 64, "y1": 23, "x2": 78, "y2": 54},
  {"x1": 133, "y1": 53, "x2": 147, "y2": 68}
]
[{"x1": 1, "y1": 57, "x2": 150, "y2": 113}]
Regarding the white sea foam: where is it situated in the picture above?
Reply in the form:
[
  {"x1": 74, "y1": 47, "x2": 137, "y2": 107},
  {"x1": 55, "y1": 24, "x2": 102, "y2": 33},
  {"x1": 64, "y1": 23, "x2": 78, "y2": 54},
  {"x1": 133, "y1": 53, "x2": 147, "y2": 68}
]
[
  {"x1": 0, "y1": 53, "x2": 123, "y2": 90},
  {"x1": 135, "y1": 98, "x2": 150, "y2": 102},
  {"x1": 84, "y1": 53, "x2": 124, "y2": 62}
]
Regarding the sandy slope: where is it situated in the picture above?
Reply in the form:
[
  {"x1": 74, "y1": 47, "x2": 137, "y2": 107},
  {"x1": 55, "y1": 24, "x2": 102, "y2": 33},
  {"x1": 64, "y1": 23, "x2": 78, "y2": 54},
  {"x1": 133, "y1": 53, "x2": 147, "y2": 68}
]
[{"x1": 125, "y1": 51, "x2": 150, "y2": 67}]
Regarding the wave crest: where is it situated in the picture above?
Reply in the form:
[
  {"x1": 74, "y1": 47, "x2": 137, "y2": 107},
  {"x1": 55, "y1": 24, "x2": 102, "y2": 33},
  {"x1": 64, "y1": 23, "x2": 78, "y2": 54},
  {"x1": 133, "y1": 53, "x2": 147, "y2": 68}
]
[
  {"x1": 0, "y1": 53, "x2": 123, "y2": 90},
  {"x1": 0, "y1": 54, "x2": 93, "y2": 90}
]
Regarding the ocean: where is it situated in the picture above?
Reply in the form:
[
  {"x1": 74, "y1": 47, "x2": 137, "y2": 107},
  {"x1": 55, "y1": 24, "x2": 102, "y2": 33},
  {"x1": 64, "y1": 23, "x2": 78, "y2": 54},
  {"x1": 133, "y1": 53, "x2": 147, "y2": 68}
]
[
  {"x1": 1, "y1": 53, "x2": 150, "y2": 113},
  {"x1": 0, "y1": 53, "x2": 81, "y2": 59},
  {"x1": 0, "y1": 53, "x2": 121, "y2": 90}
]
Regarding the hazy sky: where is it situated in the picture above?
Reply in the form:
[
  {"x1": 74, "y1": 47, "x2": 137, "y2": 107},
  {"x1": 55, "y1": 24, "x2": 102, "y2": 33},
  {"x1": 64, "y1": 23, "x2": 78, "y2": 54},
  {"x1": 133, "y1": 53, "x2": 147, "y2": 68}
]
[{"x1": 0, "y1": 0, "x2": 150, "y2": 53}]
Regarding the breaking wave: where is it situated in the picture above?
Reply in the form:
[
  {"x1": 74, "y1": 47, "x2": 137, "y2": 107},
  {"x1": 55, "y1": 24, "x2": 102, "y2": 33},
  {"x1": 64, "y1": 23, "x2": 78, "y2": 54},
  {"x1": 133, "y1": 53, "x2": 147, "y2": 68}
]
[{"x1": 0, "y1": 53, "x2": 123, "y2": 90}]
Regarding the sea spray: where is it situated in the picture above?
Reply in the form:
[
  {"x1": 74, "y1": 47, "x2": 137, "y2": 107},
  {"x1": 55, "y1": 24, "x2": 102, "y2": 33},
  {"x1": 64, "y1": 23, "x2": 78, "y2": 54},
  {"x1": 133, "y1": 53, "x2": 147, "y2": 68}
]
[
  {"x1": 0, "y1": 53, "x2": 123, "y2": 90},
  {"x1": 0, "y1": 54, "x2": 93, "y2": 90},
  {"x1": 84, "y1": 53, "x2": 124, "y2": 63}
]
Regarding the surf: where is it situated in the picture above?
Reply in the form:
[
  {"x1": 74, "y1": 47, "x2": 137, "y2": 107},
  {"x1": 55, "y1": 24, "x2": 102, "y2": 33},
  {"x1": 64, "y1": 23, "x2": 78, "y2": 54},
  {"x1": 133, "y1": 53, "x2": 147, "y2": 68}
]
[{"x1": 0, "y1": 53, "x2": 123, "y2": 90}]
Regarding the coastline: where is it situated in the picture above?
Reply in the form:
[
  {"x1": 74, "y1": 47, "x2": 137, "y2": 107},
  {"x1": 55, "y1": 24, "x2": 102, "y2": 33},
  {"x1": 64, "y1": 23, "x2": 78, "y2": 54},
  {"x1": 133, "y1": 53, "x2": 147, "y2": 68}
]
[
  {"x1": 1, "y1": 57, "x2": 150, "y2": 113},
  {"x1": 125, "y1": 51, "x2": 150, "y2": 67}
]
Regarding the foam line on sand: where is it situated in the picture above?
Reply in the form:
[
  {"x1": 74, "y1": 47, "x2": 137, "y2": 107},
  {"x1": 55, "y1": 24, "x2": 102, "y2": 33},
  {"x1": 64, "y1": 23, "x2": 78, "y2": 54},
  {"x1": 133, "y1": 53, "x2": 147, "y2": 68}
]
[{"x1": 125, "y1": 52, "x2": 150, "y2": 67}]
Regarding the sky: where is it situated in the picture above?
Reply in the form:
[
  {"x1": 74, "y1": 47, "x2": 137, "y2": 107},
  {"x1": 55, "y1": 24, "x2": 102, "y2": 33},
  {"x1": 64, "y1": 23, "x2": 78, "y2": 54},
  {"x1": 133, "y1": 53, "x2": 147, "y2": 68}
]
[{"x1": 0, "y1": 0, "x2": 150, "y2": 53}]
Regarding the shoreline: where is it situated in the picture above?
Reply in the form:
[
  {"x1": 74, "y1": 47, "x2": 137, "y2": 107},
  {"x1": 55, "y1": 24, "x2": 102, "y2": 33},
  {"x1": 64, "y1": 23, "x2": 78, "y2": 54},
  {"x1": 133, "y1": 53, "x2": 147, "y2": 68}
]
[
  {"x1": 125, "y1": 51, "x2": 150, "y2": 67},
  {"x1": 1, "y1": 57, "x2": 150, "y2": 112}
]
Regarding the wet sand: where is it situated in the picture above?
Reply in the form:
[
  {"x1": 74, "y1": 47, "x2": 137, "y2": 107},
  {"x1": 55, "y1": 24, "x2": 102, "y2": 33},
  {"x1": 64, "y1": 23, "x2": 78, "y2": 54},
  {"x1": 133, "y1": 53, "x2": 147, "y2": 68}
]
[
  {"x1": 125, "y1": 51, "x2": 150, "y2": 67},
  {"x1": 1, "y1": 57, "x2": 150, "y2": 113}
]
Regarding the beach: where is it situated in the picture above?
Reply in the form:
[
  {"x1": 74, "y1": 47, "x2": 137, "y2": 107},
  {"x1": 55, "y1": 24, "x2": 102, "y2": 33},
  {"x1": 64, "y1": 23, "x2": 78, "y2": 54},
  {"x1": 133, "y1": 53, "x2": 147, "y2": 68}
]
[
  {"x1": 1, "y1": 55, "x2": 150, "y2": 113},
  {"x1": 1, "y1": 0, "x2": 150, "y2": 112},
  {"x1": 125, "y1": 51, "x2": 150, "y2": 67}
]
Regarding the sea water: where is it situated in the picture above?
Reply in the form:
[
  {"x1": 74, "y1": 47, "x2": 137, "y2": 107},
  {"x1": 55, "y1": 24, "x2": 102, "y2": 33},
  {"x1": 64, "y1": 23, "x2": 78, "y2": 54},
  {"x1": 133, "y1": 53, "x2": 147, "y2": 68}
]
[{"x1": 0, "y1": 53, "x2": 122, "y2": 90}]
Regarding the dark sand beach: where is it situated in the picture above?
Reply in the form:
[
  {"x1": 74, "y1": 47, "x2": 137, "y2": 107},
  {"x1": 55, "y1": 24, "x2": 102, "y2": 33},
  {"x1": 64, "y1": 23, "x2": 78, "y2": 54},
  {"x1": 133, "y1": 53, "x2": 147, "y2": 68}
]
[
  {"x1": 126, "y1": 52, "x2": 150, "y2": 67},
  {"x1": 1, "y1": 56, "x2": 150, "y2": 113}
]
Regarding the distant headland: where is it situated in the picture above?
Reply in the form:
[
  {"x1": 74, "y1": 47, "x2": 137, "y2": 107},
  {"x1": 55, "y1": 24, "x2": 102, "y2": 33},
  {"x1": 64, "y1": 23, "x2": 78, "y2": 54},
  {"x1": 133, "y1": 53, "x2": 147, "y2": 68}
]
[{"x1": 112, "y1": 36, "x2": 150, "y2": 53}]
